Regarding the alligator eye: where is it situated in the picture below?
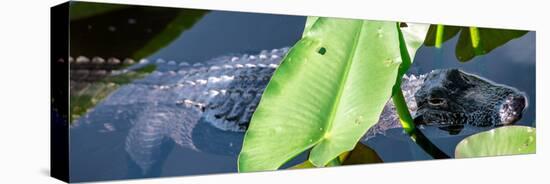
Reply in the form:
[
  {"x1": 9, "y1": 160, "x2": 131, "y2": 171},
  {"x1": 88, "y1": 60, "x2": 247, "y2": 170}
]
[{"x1": 428, "y1": 98, "x2": 446, "y2": 106}]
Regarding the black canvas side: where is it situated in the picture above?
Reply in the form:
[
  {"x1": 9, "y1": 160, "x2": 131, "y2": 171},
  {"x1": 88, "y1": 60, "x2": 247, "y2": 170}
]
[{"x1": 51, "y1": 1, "x2": 70, "y2": 183}]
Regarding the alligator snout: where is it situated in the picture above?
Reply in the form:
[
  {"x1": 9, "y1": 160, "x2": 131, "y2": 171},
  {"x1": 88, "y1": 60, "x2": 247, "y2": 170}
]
[{"x1": 412, "y1": 69, "x2": 527, "y2": 130}]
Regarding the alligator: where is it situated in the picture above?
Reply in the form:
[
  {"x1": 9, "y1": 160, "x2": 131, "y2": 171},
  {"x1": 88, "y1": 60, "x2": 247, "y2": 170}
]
[{"x1": 69, "y1": 47, "x2": 527, "y2": 176}]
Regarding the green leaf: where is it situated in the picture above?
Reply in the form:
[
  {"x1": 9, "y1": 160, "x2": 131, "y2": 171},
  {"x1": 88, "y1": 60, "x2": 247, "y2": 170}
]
[
  {"x1": 455, "y1": 126, "x2": 536, "y2": 158},
  {"x1": 455, "y1": 27, "x2": 527, "y2": 62},
  {"x1": 238, "y1": 18, "x2": 407, "y2": 171},
  {"x1": 424, "y1": 25, "x2": 527, "y2": 62}
]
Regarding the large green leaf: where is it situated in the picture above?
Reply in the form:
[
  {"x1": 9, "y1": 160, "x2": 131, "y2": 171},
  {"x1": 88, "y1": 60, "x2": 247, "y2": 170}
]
[
  {"x1": 455, "y1": 126, "x2": 536, "y2": 158},
  {"x1": 424, "y1": 25, "x2": 527, "y2": 62},
  {"x1": 238, "y1": 18, "x2": 422, "y2": 171},
  {"x1": 454, "y1": 27, "x2": 527, "y2": 61}
]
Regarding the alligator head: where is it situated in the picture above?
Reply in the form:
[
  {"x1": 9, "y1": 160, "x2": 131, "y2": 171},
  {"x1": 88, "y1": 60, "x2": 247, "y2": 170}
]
[{"x1": 413, "y1": 69, "x2": 527, "y2": 134}]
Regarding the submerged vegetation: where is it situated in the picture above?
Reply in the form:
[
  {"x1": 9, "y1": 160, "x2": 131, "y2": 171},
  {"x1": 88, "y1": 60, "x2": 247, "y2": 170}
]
[
  {"x1": 68, "y1": 2, "x2": 207, "y2": 123},
  {"x1": 238, "y1": 18, "x2": 534, "y2": 171}
]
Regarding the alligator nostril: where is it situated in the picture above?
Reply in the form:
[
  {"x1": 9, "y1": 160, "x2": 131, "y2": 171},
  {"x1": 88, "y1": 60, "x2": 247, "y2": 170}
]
[
  {"x1": 500, "y1": 94, "x2": 527, "y2": 125},
  {"x1": 428, "y1": 97, "x2": 446, "y2": 106},
  {"x1": 509, "y1": 95, "x2": 526, "y2": 111}
]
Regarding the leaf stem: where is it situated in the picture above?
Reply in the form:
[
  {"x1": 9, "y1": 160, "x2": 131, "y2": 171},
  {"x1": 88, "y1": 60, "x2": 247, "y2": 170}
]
[
  {"x1": 469, "y1": 27, "x2": 480, "y2": 49},
  {"x1": 469, "y1": 26, "x2": 484, "y2": 55},
  {"x1": 393, "y1": 23, "x2": 451, "y2": 159},
  {"x1": 392, "y1": 89, "x2": 415, "y2": 134},
  {"x1": 435, "y1": 24, "x2": 445, "y2": 48}
]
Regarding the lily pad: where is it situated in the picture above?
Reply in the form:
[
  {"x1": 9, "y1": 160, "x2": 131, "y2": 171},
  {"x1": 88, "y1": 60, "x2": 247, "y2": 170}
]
[{"x1": 455, "y1": 126, "x2": 536, "y2": 158}]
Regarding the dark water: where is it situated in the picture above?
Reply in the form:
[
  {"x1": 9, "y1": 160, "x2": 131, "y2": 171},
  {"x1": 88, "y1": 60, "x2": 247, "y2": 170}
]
[
  {"x1": 68, "y1": 4, "x2": 535, "y2": 182},
  {"x1": 149, "y1": 11, "x2": 305, "y2": 62}
]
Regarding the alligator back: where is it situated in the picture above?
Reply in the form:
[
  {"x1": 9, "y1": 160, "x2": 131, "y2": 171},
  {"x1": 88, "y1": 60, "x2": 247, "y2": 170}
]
[{"x1": 71, "y1": 48, "x2": 291, "y2": 175}]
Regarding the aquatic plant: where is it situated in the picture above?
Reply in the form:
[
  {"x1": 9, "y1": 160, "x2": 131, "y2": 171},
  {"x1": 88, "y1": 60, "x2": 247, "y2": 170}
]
[
  {"x1": 423, "y1": 25, "x2": 527, "y2": 61},
  {"x1": 238, "y1": 18, "x2": 427, "y2": 171},
  {"x1": 238, "y1": 17, "x2": 534, "y2": 171}
]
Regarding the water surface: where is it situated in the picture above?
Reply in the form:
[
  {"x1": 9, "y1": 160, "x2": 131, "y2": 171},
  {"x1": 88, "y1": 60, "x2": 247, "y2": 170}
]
[{"x1": 69, "y1": 6, "x2": 535, "y2": 182}]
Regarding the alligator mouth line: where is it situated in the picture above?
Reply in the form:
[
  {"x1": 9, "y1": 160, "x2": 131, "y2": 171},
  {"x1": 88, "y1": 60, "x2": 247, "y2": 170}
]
[
  {"x1": 413, "y1": 112, "x2": 468, "y2": 135},
  {"x1": 413, "y1": 109, "x2": 467, "y2": 126}
]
